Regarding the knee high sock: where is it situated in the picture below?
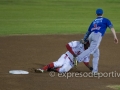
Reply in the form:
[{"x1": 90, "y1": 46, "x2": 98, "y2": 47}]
[{"x1": 42, "y1": 63, "x2": 54, "y2": 70}]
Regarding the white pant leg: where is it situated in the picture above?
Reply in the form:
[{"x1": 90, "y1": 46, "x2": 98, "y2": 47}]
[
  {"x1": 92, "y1": 48, "x2": 100, "y2": 73},
  {"x1": 83, "y1": 56, "x2": 90, "y2": 62},
  {"x1": 76, "y1": 32, "x2": 102, "y2": 65},
  {"x1": 53, "y1": 54, "x2": 66, "y2": 68},
  {"x1": 59, "y1": 57, "x2": 74, "y2": 73}
]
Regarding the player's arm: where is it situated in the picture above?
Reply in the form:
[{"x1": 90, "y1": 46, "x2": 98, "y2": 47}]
[
  {"x1": 83, "y1": 23, "x2": 92, "y2": 42},
  {"x1": 110, "y1": 27, "x2": 118, "y2": 44},
  {"x1": 107, "y1": 19, "x2": 118, "y2": 44},
  {"x1": 66, "y1": 42, "x2": 76, "y2": 57},
  {"x1": 83, "y1": 31, "x2": 91, "y2": 42}
]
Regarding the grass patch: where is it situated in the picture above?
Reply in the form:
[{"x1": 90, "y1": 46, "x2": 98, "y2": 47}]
[
  {"x1": 107, "y1": 85, "x2": 120, "y2": 90},
  {"x1": 0, "y1": 0, "x2": 120, "y2": 35}
]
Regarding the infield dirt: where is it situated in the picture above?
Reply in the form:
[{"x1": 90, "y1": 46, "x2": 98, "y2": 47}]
[{"x1": 0, "y1": 34, "x2": 120, "y2": 90}]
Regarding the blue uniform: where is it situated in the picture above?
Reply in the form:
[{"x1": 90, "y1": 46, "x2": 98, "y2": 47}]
[
  {"x1": 84, "y1": 17, "x2": 113, "y2": 41},
  {"x1": 76, "y1": 9, "x2": 114, "y2": 74}
]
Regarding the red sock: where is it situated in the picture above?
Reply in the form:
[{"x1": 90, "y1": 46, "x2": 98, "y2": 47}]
[
  {"x1": 42, "y1": 63, "x2": 54, "y2": 70},
  {"x1": 83, "y1": 62, "x2": 89, "y2": 66},
  {"x1": 56, "y1": 68, "x2": 60, "y2": 72}
]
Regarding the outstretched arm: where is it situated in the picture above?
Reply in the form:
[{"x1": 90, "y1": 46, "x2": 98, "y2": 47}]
[
  {"x1": 83, "y1": 22, "x2": 92, "y2": 42},
  {"x1": 66, "y1": 43, "x2": 76, "y2": 57},
  {"x1": 83, "y1": 31, "x2": 91, "y2": 42},
  {"x1": 110, "y1": 28, "x2": 118, "y2": 44}
]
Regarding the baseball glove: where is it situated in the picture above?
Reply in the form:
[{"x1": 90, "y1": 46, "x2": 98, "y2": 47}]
[
  {"x1": 84, "y1": 40, "x2": 90, "y2": 50},
  {"x1": 73, "y1": 57, "x2": 78, "y2": 68}
]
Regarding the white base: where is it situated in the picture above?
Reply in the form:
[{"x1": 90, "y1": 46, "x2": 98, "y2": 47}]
[{"x1": 9, "y1": 70, "x2": 29, "y2": 74}]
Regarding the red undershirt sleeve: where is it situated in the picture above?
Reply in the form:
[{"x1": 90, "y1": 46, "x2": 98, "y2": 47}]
[{"x1": 66, "y1": 44, "x2": 75, "y2": 56}]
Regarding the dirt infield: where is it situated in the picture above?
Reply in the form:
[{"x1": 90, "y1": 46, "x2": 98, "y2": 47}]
[{"x1": 0, "y1": 34, "x2": 120, "y2": 90}]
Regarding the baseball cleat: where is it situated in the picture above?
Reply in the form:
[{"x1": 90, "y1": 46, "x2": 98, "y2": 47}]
[
  {"x1": 35, "y1": 69, "x2": 44, "y2": 73},
  {"x1": 89, "y1": 67, "x2": 93, "y2": 71}
]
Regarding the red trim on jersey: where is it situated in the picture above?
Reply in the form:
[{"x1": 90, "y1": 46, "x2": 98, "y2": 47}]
[
  {"x1": 66, "y1": 44, "x2": 75, "y2": 56},
  {"x1": 65, "y1": 54, "x2": 74, "y2": 64}
]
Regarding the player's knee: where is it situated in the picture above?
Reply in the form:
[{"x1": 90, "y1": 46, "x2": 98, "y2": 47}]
[
  {"x1": 53, "y1": 61, "x2": 63, "y2": 68},
  {"x1": 93, "y1": 53, "x2": 99, "y2": 58},
  {"x1": 59, "y1": 68, "x2": 69, "y2": 73},
  {"x1": 93, "y1": 51, "x2": 99, "y2": 58}
]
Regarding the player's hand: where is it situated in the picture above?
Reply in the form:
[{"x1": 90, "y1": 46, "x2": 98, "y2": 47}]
[
  {"x1": 114, "y1": 38, "x2": 118, "y2": 44},
  {"x1": 73, "y1": 57, "x2": 78, "y2": 66},
  {"x1": 80, "y1": 39, "x2": 85, "y2": 44}
]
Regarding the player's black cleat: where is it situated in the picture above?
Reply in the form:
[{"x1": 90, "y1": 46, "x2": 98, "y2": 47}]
[
  {"x1": 47, "y1": 68, "x2": 58, "y2": 72},
  {"x1": 89, "y1": 67, "x2": 93, "y2": 71}
]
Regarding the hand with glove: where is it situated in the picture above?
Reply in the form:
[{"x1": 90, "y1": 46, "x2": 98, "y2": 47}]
[
  {"x1": 73, "y1": 57, "x2": 78, "y2": 68},
  {"x1": 80, "y1": 39, "x2": 86, "y2": 44}
]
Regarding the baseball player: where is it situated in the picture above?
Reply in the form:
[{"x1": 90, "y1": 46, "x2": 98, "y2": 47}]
[
  {"x1": 76, "y1": 8, "x2": 118, "y2": 75},
  {"x1": 35, "y1": 40, "x2": 93, "y2": 73}
]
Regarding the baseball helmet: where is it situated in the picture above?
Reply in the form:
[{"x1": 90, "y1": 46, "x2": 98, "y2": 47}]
[{"x1": 96, "y1": 8, "x2": 103, "y2": 15}]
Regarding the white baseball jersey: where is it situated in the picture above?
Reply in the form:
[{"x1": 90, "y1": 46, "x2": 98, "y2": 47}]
[{"x1": 53, "y1": 41, "x2": 90, "y2": 73}]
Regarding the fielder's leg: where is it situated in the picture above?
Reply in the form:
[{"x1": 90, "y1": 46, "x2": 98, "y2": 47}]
[
  {"x1": 83, "y1": 56, "x2": 93, "y2": 71},
  {"x1": 76, "y1": 32, "x2": 102, "y2": 73},
  {"x1": 92, "y1": 48, "x2": 99, "y2": 73}
]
